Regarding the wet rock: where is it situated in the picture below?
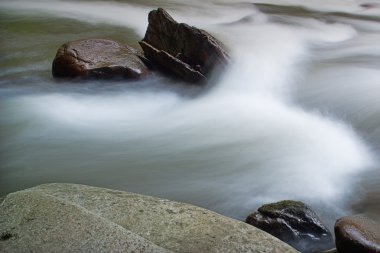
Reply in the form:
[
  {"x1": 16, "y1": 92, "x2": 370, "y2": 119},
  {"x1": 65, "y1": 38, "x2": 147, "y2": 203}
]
[
  {"x1": 0, "y1": 183, "x2": 299, "y2": 253},
  {"x1": 52, "y1": 39, "x2": 151, "y2": 80},
  {"x1": 335, "y1": 215, "x2": 380, "y2": 253},
  {"x1": 139, "y1": 41, "x2": 206, "y2": 83},
  {"x1": 246, "y1": 200, "x2": 333, "y2": 253},
  {"x1": 139, "y1": 8, "x2": 229, "y2": 83}
]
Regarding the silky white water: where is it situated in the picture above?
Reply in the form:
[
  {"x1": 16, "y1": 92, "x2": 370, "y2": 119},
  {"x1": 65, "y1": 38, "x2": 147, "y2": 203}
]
[{"x1": 1, "y1": 0, "x2": 379, "y2": 224}]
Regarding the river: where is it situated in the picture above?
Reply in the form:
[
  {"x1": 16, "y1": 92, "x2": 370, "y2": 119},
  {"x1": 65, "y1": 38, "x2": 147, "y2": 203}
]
[{"x1": 1, "y1": 0, "x2": 379, "y2": 226}]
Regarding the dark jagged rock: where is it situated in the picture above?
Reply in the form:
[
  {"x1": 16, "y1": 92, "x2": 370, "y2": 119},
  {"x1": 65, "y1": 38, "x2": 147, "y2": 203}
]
[
  {"x1": 139, "y1": 41, "x2": 206, "y2": 83},
  {"x1": 139, "y1": 8, "x2": 229, "y2": 83},
  {"x1": 52, "y1": 39, "x2": 151, "y2": 80},
  {"x1": 335, "y1": 215, "x2": 380, "y2": 253},
  {"x1": 246, "y1": 200, "x2": 333, "y2": 253}
]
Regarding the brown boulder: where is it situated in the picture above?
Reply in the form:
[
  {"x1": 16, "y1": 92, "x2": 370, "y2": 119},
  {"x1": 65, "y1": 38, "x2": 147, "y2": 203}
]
[
  {"x1": 246, "y1": 200, "x2": 333, "y2": 253},
  {"x1": 335, "y1": 215, "x2": 380, "y2": 253},
  {"x1": 52, "y1": 39, "x2": 150, "y2": 80},
  {"x1": 139, "y1": 8, "x2": 229, "y2": 83}
]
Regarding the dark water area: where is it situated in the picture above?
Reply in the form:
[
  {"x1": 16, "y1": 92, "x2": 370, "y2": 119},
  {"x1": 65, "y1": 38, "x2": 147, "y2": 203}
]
[{"x1": 1, "y1": 0, "x2": 380, "y2": 227}]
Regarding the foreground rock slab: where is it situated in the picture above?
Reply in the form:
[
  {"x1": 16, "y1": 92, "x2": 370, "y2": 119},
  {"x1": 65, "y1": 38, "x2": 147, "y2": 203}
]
[
  {"x1": 335, "y1": 215, "x2": 380, "y2": 253},
  {"x1": 52, "y1": 39, "x2": 150, "y2": 79},
  {"x1": 246, "y1": 200, "x2": 333, "y2": 253},
  {"x1": 140, "y1": 8, "x2": 229, "y2": 83},
  {"x1": 0, "y1": 189, "x2": 170, "y2": 253},
  {"x1": 0, "y1": 183, "x2": 298, "y2": 253}
]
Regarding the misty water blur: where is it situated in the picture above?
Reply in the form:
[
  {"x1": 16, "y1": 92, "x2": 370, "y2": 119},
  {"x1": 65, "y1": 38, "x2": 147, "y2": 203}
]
[{"x1": 1, "y1": 0, "x2": 380, "y2": 225}]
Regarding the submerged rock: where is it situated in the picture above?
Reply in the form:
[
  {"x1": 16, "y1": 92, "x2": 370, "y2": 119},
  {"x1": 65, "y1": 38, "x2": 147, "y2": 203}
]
[
  {"x1": 0, "y1": 183, "x2": 298, "y2": 253},
  {"x1": 52, "y1": 39, "x2": 151, "y2": 80},
  {"x1": 139, "y1": 8, "x2": 229, "y2": 83},
  {"x1": 335, "y1": 215, "x2": 380, "y2": 253},
  {"x1": 246, "y1": 200, "x2": 333, "y2": 253}
]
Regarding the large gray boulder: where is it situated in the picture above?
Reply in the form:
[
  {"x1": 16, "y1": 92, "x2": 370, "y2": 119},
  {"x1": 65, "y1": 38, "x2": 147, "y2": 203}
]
[
  {"x1": 246, "y1": 200, "x2": 333, "y2": 253},
  {"x1": 52, "y1": 39, "x2": 151, "y2": 80},
  {"x1": 335, "y1": 215, "x2": 380, "y2": 253},
  {"x1": 139, "y1": 8, "x2": 229, "y2": 83},
  {"x1": 0, "y1": 189, "x2": 171, "y2": 253},
  {"x1": 0, "y1": 183, "x2": 298, "y2": 253}
]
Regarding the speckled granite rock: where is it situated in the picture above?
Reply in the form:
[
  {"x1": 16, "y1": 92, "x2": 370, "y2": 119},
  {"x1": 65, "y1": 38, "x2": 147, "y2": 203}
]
[
  {"x1": 0, "y1": 183, "x2": 299, "y2": 253},
  {"x1": 0, "y1": 189, "x2": 171, "y2": 253}
]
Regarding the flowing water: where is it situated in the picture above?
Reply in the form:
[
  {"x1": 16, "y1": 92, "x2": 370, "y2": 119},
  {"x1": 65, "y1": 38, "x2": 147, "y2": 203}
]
[{"x1": 1, "y1": 0, "x2": 380, "y2": 226}]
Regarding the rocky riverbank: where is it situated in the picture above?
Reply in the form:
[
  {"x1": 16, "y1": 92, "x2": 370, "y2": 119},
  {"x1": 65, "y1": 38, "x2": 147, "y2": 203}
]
[{"x1": 1, "y1": 184, "x2": 379, "y2": 253}]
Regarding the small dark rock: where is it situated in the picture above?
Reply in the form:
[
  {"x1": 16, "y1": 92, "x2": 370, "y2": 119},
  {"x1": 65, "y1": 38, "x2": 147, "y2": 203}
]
[
  {"x1": 1, "y1": 233, "x2": 15, "y2": 241},
  {"x1": 52, "y1": 39, "x2": 151, "y2": 80},
  {"x1": 139, "y1": 8, "x2": 229, "y2": 83},
  {"x1": 360, "y1": 3, "x2": 375, "y2": 9},
  {"x1": 246, "y1": 200, "x2": 333, "y2": 253},
  {"x1": 335, "y1": 215, "x2": 380, "y2": 253}
]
